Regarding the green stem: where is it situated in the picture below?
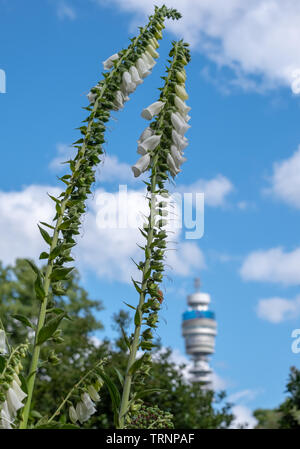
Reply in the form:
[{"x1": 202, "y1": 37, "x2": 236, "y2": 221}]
[
  {"x1": 118, "y1": 42, "x2": 179, "y2": 429},
  {"x1": 19, "y1": 26, "x2": 154, "y2": 429},
  {"x1": 118, "y1": 155, "x2": 158, "y2": 429}
]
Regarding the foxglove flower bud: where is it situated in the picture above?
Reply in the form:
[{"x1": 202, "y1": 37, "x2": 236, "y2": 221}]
[
  {"x1": 176, "y1": 71, "x2": 186, "y2": 83},
  {"x1": 0, "y1": 330, "x2": 6, "y2": 354},
  {"x1": 171, "y1": 112, "x2": 191, "y2": 136},
  {"x1": 102, "y1": 53, "x2": 119, "y2": 70},
  {"x1": 69, "y1": 405, "x2": 78, "y2": 424},
  {"x1": 132, "y1": 154, "x2": 151, "y2": 177},
  {"x1": 122, "y1": 71, "x2": 136, "y2": 94},
  {"x1": 129, "y1": 66, "x2": 143, "y2": 86},
  {"x1": 172, "y1": 129, "x2": 189, "y2": 151},
  {"x1": 138, "y1": 126, "x2": 154, "y2": 144},
  {"x1": 141, "y1": 101, "x2": 165, "y2": 120},
  {"x1": 76, "y1": 402, "x2": 89, "y2": 423},
  {"x1": 136, "y1": 58, "x2": 151, "y2": 79},
  {"x1": 87, "y1": 385, "x2": 100, "y2": 402},
  {"x1": 174, "y1": 96, "x2": 191, "y2": 115},
  {"x1": 137, "y1": 134, "x2": 161, "y2": 155},
  {"x1": 146, "y1": 44, "x2": 159, "y2": 59},
  {"x1": 167, "y1": 154, "x2": 180, "y2": 177},
  {"x1": 150, "y1": 37, "x2": 159, "y2": 49},
  {"x1": 175, "y1": 84, "x2": 188, "y2": 100},
  {"x1": 171, "y1": 145, "x2": 187, "y2": 166}
]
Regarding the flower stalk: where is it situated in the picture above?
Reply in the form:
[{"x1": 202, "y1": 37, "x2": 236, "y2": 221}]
[{"x1": 118, "y1": 39, "x2": 191, "y2": 429}]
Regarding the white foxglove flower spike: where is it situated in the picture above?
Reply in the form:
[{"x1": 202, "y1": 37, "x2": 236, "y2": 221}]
[
  {"x1": 174, "y1": 96, "x2": 191, "y2": 115},
  {"x1": 102, "y1": 53, "x2": 119, "y2": 70},
  {"x1": 171, "y1": 112, "x2": 191, "y2": 136},
  {"x1": 141, "y1": 101, "x2": 165, "y2": 120},
  {"x1": 138, "y1": 127, "x2": 154, "y2": 144},
  {"x1": 167, "y1": 154, "x2": 180, "y2": 177},
  {"x1": 171, "y1": 145, "x2": 187, "y2": 166},
  {"x1": 129, "y1": 66, "x2": 143, "y2": 86},
  {"x1": 132, "y1": 154, "x2": 151, "y2": 177},
  {"x1": 135, "y1": 58, "x2": 151, "y2": 79},
  {"x1": 137, "y1": 135, "x2": 161, "y2": 155}
]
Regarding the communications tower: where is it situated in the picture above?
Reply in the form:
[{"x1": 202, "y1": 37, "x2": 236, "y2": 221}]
[{"x1": 181, "y1": 279, "x2": 217, "y2": 387}]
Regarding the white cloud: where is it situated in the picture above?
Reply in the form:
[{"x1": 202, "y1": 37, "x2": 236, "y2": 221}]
[
  {"x1": 0, "y1": 185, "x2": 60, "y2": 265},
  {"x1": 57, "y1": 1, "x2": 76, "y2": 20},
  {"x1": 240, "y1": 247, "x2": 300, "y2": 286},
  {"x1": 256, "y1": 296, "x2": 300, "y2": 323},
  {"x1": 178, "y1": 175, "x2": 234, "y2": 207},
  {"x1": 230, "y1": 405, "x2": 257, "y2": 429},
  {"x1": 49, "y1": 143, "x2": 75, "y2": 172},
  {"x1": 98, "y1": 0, "x2": 300, "y2": 90},
  {"x1": 0, "y1": 184, "x2": 204, "y2": 283},
  {"x1": 264, "y1": 146, "x2": 300, "y2": 209}
]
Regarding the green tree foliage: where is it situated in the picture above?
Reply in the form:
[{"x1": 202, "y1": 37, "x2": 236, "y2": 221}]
[
  {"x1": 0, "y1": 259, "x2": 234, "y2": 428},
  {"x1": 254, "y1": 367, "x2": 300, "y2": 429}
]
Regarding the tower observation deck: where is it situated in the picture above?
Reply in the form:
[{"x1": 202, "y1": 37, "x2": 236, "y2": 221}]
[{"x1": 181, "y1": 279, "x2": 217, "y2": 386}]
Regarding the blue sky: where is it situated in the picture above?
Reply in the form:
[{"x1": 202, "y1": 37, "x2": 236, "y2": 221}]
[{"x1": 1, "y1": 0, "x2": 300, "y2": 427}]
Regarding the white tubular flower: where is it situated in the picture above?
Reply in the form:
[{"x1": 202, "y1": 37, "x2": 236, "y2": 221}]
[
  {"x1": 69, "y1": 405, "x2": 78, "y2": 424},
  {"x1": 0, "y1": 330, "x2": 7, "y2": 354},
  {"x1": 146, "y1": 44, "x2": 159, "y2": 59},
  {"x1": 0, "y1": 401, "x2": 12, "y2": 429},
  {"x1": 87, "y1": 385, "x2": 100, "y2": 402},
  {"x1": 175, "y1": 84, "x2": 188, "y2": 100},
  {"x1": 138, "y1": 126, "x2": 154, "y2": 144},
  {"x1": 171, "y1": 112, "x2": 191, "y2": 136},
  {"x1": 113, "y1": 90, "x2": 125, "y2": 110},
  {"x1": 167, "y1": 154, "x2": 180, "y2": 177},
  {"x1": 6, "y1": 388, "x2": 24, "y2": 417},
  {"x1": 172, "y1": 129, "x2": 189, "y2": 151},
  {"x1": 132, "y1": 154, "x2": 151, "y2": 177},
  {"x1": 102, "y1": 53, "x2": 119, "y2": 70},
  {"x1": 174, "y1": 96, "x2": 191, "y2": 116},
  {"x1": 13, "y1": 373, "x2": 21, "y2": 386},
  {"x1": 136, "y1": 58, "x2": 151, "y2": 79},
  {"x1": 122, "y1": 71, "x2": 136, "y2": 94},
  {"x1": 171, "y1": 145, "x2": 187, "y2": 166},
  {"x1": 141, "y1": 101, "x2": 165, "y2": 120},
  {"x1": 87, "y1": 91, "x2": 97, "y2": 104},
  {"x1": 11, "y1": 380, "x2": 26, "y2": 402},
  {"x1": 137, "y1": 134, "x2": 161, "y2": 155},
  {"x1": 144, "y1": 51, "x2": 156, "y2": 68},
  {"x1": 129, "y1": 66, "x2": 143, "y2": 86},
  {"x1": 76, "y1": 402, "x2": 90, "y2": 424},
  {"x1": 150, "y1": 37, "x2": 159, "y2": 49}
]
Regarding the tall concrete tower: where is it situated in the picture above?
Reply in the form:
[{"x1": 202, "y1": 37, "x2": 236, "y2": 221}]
[{"x1": 181, "y1": 279, "x2": 217, "y2": 387}]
